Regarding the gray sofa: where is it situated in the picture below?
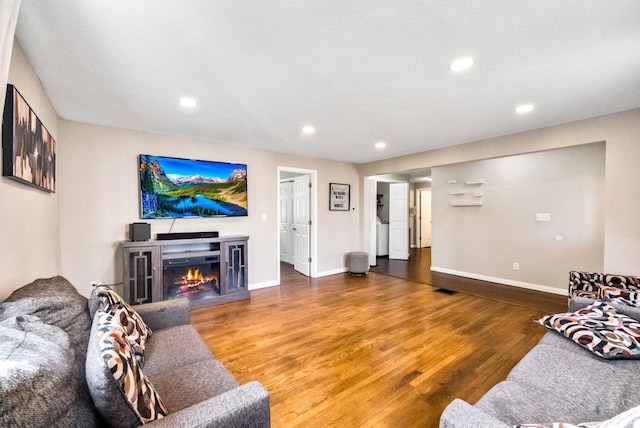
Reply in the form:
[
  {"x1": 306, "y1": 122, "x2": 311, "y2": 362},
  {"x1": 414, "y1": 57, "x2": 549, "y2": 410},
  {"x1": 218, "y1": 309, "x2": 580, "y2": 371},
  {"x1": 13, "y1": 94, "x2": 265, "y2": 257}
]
[
  {"x1": 440, "y1": 274, "x2": 640, "y2": 427},
  {"x1": 0, "y1": 276, "x2": 270, "y2": 427}
]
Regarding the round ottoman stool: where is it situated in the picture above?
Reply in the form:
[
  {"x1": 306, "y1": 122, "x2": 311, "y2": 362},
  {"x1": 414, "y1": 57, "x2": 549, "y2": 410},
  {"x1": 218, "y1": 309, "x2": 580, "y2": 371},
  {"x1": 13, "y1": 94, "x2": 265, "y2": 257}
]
[{"x1": 346, "y1": 251, "x2": 369, "y2": 275}]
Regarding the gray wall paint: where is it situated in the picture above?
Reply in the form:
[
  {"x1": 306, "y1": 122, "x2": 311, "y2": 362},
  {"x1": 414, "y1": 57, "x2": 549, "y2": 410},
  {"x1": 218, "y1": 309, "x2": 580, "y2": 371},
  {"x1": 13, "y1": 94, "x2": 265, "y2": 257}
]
[{"x1": 431, "y1": 142, "x2": 605, "y2": 291}]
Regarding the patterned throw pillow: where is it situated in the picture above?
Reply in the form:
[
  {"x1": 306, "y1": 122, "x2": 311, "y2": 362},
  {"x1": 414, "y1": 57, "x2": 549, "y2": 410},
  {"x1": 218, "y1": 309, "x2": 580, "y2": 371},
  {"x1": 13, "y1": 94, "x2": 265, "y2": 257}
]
[
  {"x1": 535, "y1": 301, "x2": 640, "y2": 359},
  {"x1": 95, "y1": 286, "x2": 152, "y2": 364},
  {"x1": 568, "y1": 271, "x2": 640, "y2": 300},
  {"x1": 602, "y1": 287, "x2": 640, "y2": 308},
  {"x1": 96, "y1": 310, "x2": 168, "y2": 423}
]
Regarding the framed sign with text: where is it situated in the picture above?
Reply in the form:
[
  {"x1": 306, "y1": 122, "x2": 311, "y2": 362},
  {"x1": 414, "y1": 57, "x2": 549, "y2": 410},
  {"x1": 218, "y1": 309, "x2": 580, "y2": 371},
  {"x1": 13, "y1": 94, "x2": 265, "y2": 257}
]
[{"x1": 329, "y1": 183, "x2": 350, "y2": 211}]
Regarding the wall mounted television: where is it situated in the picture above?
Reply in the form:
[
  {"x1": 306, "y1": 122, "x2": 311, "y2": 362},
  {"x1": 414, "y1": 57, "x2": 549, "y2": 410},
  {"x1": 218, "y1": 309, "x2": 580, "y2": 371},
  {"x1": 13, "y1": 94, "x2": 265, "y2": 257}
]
[{"x1": 139, "y1": 154, "x2": 247, "y2": 219}]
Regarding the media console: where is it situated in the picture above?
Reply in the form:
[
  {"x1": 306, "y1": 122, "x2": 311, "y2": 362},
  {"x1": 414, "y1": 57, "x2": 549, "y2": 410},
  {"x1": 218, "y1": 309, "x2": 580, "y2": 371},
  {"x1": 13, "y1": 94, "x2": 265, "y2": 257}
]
[{"x1": 119, "y1": 236, "x2": 249, "y2": 309}]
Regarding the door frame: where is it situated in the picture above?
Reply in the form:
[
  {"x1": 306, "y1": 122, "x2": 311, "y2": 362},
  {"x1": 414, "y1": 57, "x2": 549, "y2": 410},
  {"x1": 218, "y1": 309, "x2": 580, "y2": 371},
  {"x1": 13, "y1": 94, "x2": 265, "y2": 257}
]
[
  {"x1": 364, "y1": 175, "x2": 411, "y2": 265},
  {"x1": 277, "y1": 166, "x2": 318, "y2": 281},
  {"x1": 364, "y1": 176, "x2": 377, "y2": 266}
]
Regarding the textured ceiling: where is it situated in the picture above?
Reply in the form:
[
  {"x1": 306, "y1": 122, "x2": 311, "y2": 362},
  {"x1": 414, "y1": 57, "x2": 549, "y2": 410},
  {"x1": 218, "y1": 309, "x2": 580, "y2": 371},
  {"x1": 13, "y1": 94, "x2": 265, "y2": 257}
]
[{"x1": 14, "y1": 1, "x2": 640, "y2": 164}]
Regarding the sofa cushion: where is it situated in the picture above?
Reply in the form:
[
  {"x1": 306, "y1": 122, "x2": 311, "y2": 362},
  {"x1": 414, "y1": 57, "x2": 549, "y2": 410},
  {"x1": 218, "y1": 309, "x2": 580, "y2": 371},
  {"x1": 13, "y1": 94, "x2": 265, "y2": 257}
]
[
  {"x1": 515, "y1": 404, "x2": 640, "y2": 428},
  {"x1": 536, "y1": 301, "x2": 640, "y2": 359},
  {"x1": 142, "y1": 324, "x2": 213, "y2": 378},
  {"x1": 149, "y1": 359, "x2": 239, "y2": 412},
  {"x1": 86, "y1": 310, "x2": 168, "y2": 427},
  {"x1": 0, "y1": 276, "x2": 95, "y2": 427},
  {"x1": 475, "y1": 380, "x2": 586, "y2": 425},
  {"x1": 0, "y1": 315, "x2": 97, "y2": 427},
  {"x1": 0, "y1": 276, "x2": 92, "y2": 351},
  {"x1": 516, "y1": 423, "x2": 599, "y2": 428},
  {"x1": 506, "y1": 342, "x2": 640, "y2": 419}
]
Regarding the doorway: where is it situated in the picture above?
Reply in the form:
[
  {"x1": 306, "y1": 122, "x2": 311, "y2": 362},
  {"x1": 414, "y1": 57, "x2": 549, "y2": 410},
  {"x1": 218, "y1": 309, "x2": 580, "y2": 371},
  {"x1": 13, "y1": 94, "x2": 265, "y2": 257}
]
[
  {"x1": 418, "y1": 188, "x2": 432, "y2": 248},
  {"x1": 277, "y1": 167, "x2": 317, "y2": 281}
]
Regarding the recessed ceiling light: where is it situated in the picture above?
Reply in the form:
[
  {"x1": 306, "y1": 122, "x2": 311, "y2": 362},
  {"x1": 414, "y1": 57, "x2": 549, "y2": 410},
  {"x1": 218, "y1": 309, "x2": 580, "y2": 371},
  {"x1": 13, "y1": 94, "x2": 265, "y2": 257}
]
[
  {"x1": 515, "y1": 104, "x2": 535, "y2": 114},
  {"x1": 302, "y1": 126, "x2": 315, "y2": 135},
  {"x1": 375, "y1": 141, "x2": 386, "y2": 150},
  {"x1": 179, "y1": 97, "x2": 198, "y2": 108},
  {"x1": 448, "y1": 57, "x2": 475, "y2": 72}
]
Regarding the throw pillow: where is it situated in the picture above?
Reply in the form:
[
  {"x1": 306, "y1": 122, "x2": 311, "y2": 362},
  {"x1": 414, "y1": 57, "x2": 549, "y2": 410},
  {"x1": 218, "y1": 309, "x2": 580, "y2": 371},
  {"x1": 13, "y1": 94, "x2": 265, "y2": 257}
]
[
  {"x1": 535, "y1": 301, "x2": 640, "y2": 359},
  {"x1": 602, "y1": 287, "x2": 640, "y2": 308},
  {"x1": 93, "y1": 285, "x2": 152, "y2": 364},
  {"x1": 86, "y1": 310, "x2": 168, "y2": 427}
]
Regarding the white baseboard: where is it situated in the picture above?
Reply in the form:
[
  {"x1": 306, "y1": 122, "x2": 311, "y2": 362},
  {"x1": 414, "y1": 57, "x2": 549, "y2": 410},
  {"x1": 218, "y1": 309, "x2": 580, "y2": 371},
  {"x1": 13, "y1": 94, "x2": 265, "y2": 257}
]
[
  {"x1": 248, "y1": 280, "x2": 280, "y2": 291},
  {"x1": 430, "y1": 266, "x2": 566, "y2": 296},
  {"x1": 313, "y1": 267, "x2": 348, "y2": 278}
]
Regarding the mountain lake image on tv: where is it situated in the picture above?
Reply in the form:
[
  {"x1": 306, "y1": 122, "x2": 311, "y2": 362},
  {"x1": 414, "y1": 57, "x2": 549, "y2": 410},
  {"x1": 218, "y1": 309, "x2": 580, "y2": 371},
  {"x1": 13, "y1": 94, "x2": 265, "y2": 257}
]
[{"x1": 140, "y1": 155, "x2": 247, "y2": 218}]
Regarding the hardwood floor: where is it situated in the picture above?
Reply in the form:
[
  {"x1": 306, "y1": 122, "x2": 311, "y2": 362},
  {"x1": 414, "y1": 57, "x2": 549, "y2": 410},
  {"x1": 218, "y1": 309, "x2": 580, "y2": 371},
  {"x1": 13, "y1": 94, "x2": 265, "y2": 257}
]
[
  {"x1": 191, "y1": 260, "x2": 567, "y2": 427},
  {"x1": 371, "y1": 248, "x2": 567, "y2": 313}
]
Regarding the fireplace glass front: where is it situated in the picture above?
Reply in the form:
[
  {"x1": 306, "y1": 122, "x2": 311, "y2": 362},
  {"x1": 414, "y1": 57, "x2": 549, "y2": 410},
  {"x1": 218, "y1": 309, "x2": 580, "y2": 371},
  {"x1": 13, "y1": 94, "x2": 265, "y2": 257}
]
[{"x1": 163, "y1": 255, "x2": 220, "y2": 303}]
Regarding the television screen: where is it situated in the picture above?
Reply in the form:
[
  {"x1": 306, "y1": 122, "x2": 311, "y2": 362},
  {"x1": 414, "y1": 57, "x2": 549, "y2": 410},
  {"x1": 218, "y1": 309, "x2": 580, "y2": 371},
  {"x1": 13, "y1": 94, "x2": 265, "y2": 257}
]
[{"x1": 139, "y1": 154, "x2": 247, "y2": 219}]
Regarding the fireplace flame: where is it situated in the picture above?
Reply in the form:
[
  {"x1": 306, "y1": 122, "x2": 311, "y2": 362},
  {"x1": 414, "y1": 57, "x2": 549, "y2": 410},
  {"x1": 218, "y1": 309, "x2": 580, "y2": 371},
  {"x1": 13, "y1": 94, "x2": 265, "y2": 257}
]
[
  {"x1": 182, "y1": 268, "x2": 207, "y2": 287},
  {"x1": 167, "y1": 265, "x2": 219, "y2": 299}
]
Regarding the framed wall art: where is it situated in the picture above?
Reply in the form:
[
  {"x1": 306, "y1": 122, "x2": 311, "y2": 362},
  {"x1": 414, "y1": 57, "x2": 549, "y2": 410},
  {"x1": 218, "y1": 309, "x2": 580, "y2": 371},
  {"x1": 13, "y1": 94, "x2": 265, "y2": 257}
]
[
  {"x1": 329, "y1": 182, "x2": 350, "y2": 211},
  {"x1": 2, "y1": 84, "x2": 56, "y2": 192}
]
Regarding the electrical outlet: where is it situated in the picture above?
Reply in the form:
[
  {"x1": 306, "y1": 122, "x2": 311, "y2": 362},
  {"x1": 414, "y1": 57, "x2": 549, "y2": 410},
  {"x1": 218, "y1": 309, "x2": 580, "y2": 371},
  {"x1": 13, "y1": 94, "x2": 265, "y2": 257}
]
[{"x1": 513, "y1": 262, "x2": 520, "y2": 271}]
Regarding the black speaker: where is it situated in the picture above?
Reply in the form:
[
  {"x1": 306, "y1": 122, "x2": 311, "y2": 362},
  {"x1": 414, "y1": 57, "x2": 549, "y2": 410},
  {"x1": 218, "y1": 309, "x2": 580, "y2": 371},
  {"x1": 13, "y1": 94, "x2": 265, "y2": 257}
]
[{"x1": 129, "y1": 223, "x2": 151, "y2": 242}]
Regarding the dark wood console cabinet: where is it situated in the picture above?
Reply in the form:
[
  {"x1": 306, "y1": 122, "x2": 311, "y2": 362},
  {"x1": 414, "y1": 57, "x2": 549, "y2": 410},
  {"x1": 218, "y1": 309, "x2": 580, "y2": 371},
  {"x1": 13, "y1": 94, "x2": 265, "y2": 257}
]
[{"x1": 119, "y1": 236, "x2": 249, "y2": 309}]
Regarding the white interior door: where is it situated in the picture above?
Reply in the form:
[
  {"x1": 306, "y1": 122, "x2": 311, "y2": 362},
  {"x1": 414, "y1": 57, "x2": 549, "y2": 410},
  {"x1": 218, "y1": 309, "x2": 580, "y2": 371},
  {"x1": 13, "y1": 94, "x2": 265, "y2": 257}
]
[
  {"x1": 389, "y1": 182, "x2": 409, "y2": 260},
  {"x1": 293, "y1": 175, "x2": 310, "y2": 276},
  {"x1": 419, "y1": 189, "x2": 432, "y2": 247},
  {"x1": 279, "y1": 181, "x2": 294, "y2": 264}
]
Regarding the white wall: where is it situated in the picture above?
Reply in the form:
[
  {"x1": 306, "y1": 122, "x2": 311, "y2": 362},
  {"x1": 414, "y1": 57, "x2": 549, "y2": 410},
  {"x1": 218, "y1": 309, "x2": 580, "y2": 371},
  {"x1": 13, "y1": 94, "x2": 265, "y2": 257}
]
[
  {"x1": 431, "y1": 143, "x2": 605, "y2": 292},
  {"x1": 359, "y1": 109, "x2": 640, "y2": 279},
  {"x1": 58, "y1": 121, "x2": 361, "y2": 297},
  {"x1": 0, "y1": 40, "x2": 60, "y2": 300}
]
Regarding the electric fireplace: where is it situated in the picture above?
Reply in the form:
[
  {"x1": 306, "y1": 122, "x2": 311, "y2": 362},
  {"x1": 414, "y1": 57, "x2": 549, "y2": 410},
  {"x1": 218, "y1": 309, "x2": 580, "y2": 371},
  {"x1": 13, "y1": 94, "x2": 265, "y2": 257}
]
[
  {"x1": 121, "y1": 235, "x2": 249, "y2": 309},
  {"x1": 163, "y1": 255, "x2": 220, "y2": 303}
]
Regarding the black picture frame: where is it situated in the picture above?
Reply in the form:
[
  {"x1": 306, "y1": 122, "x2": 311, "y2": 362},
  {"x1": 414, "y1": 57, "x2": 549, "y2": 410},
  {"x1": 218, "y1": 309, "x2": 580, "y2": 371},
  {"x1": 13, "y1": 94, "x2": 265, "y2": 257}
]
[
  {"x1": 329, "y1": 183, "x2": 350, "y2": 211},
  {"x1": 2, "y1": 84, "x2": 56, "y2": 193}
]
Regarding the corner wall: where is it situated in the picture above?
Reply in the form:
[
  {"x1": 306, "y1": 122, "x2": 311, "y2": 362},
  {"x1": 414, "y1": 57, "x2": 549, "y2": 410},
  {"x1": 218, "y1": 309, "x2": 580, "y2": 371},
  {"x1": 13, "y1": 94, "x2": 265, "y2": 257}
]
[
  {"x1": 359, "y1": 109, "x2": 640, "y2": 283},
  {"x1": 431, "y1": 143, "x2": 605, "y2": 292},
  {"x1": 0, "y1": 40, "x2": 60, "y2": 300}
]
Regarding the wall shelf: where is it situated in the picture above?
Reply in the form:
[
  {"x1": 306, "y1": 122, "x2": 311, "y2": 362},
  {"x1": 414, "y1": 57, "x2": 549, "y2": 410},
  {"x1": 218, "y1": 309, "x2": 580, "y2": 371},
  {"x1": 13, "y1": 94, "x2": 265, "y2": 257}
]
[
  {"x1": 448, "y1": 190, "x2": 466, "y2": 195},
  {"x1": 449, "y1": 201, "x2": 483, "y2": 207},
  {"x1": 464, "y1": 180, "x2": 484, "y2": 185}
]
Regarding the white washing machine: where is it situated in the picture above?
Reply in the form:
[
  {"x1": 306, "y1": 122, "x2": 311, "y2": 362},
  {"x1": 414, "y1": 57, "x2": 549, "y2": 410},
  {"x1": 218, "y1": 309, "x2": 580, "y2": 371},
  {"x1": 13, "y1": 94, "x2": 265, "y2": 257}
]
[{"x1": 376, "y1": 223, "x2": 389, "y2": 256}]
